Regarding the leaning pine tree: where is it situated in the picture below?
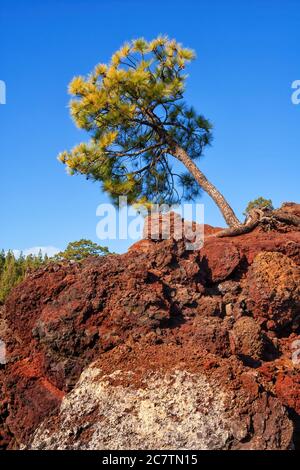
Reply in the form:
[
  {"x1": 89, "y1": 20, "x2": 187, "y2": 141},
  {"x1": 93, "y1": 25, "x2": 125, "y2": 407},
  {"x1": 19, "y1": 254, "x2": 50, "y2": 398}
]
[
  {"x1": 59, "y1": 36, "x2": 300, "y2": 234},
  {"x1": 59, "y1": 36, "x2": 239, "y2": 228}
]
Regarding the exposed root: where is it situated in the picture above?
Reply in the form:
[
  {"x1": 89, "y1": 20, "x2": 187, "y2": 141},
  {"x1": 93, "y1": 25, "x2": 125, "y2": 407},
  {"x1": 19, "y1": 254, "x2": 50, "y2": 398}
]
[
  {"x1": 272, "y1": 210, "x2": 300, "y2": 227},
  {"x1": 215, "y1": 208, "x2": 300, "y2": 238}
]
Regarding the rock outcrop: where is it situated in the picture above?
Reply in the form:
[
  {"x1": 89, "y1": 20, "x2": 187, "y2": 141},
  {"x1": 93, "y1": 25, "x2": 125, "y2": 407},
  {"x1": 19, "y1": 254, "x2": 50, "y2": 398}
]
[{"x1": 0, "y1": 203, "x2": 300, "y2": 450}]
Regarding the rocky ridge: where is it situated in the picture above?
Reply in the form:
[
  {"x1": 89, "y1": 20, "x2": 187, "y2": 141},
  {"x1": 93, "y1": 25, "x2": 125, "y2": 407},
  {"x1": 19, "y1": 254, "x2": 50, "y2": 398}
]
[{"x1": 0, "y1": 203, "x2": 300, "y2": 450}]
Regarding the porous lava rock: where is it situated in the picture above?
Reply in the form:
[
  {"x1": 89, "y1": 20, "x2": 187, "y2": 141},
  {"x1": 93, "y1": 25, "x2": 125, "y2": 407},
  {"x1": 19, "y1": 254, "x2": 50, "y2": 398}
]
[{"x1": 0, "y1": 203, "x2": 299, "y2": 450}]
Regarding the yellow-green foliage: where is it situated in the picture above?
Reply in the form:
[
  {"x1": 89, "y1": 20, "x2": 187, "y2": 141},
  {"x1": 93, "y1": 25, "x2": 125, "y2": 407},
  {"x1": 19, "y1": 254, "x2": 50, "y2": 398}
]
[
  {"x1": 59, "y1": 36, "x2": 212, "y2": 206},
  {"x1": 244, "y1": 197, "x2": 274, "y2": 216}
]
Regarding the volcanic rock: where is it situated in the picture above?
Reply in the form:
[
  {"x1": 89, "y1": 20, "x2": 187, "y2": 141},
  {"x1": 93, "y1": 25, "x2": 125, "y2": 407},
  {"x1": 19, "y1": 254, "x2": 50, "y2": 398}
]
[{"x1": 0, "y1": 203, "x2": 299, "y2": 450}]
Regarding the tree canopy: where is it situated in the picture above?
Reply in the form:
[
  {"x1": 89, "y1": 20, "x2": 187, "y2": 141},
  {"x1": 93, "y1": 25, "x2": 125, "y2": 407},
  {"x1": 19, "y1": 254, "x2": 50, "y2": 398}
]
[
  {"x1": 54, "y1": 239, "x2": 110, "y2": 261},
  {"x1": 59, "y1": 36, "x2": 213, "y2": 207},
  {"x1": 244, "y1": 197, "x2": 274, "y2": 216},
  {"x1": 0, "y1": 241, "x2": 110, "y2": 303},
  {"x1": 0, "y1": 250, "x2": 45, "y2": 304}
]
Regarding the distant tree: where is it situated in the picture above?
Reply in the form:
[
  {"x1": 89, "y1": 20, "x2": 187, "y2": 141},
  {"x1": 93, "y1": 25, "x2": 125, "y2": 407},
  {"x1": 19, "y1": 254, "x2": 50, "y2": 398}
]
[
  {"x1": 54, "y1": 239, "x2": 110, "y2": 262},
  {"x1": 0, "y1": 242, "x2": 110, "y2": 304},
  {"x1": 0, "y1": 250, "x2": 5, "y2": 276},
  {"x1": 58, "y1": 36, "x2": 240, "y2": 228},
  {"x1": 0, "y1": 250, "x2": 46, "y2": 304},
  {"x1": 0, "y1": 251, "x2": 19, "y2": 303},
  {"x1": 37, "y1": 249, "x2": 43, "y2": 263},
  {"x1": 244, "y1": 197, "x2": 274, "y2": 217}
]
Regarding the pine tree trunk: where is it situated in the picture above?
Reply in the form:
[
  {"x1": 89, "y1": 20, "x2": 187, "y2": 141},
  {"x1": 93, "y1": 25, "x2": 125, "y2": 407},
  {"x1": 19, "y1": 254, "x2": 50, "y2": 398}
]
[{"x1": 173, "y1": 145, "x2": 240, "y2": 228}]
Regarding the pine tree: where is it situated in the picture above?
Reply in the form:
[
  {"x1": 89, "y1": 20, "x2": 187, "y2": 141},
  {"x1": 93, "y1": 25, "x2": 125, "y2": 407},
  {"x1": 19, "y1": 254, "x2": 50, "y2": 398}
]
[
  {"x1": 58, "y1": 36, "x2": 240, "y2": 227},
  {"x1": 54, "y1": 239, "x2": 110, "y2": 262},
  {"x1": 0, "y1": 250, "x2": 5, "y2": 276},
  {"x1": 0, "y1": 251, "x2": 18, "y2": 303},
  {"x1": 244, "y1": 197, "x2": 274, "y2": 217},
  {"x1": 0, "y1": 241, "x2": 110, "y2": 304},
  {"x1": 0, "y1": 251, "x2": 46, "y2": 304}
]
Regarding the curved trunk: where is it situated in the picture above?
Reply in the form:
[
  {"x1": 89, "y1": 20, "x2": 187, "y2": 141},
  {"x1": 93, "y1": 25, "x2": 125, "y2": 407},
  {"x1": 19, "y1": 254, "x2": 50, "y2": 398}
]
[{"x1": 173, "y1": 145, "x2": 240, "y2": 228}]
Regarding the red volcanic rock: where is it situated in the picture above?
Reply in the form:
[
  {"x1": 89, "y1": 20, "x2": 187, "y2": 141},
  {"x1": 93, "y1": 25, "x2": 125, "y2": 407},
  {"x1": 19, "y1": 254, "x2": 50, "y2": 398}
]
[
  {"x1": 276, "y1": 373, "x2": 300, "y2": 415},
  {"x1": 0, "y1": 204, "x2": 300, "y2": 450},
  {"x1": 142, "y1": 211, "x2": 221, "y2": 242},
  {"x1": 280, "y1": 202, "x2": 300, "y2": 218},
  {"x1": 27, "y1": 348, "x2": 292, "y2": 451},
  {"x1": 230, "y1": 316, "x2": 266, "y2": 362},
  {"x1": 243, "y1": 251, "x2": 300, "y2": 330},
  {"x1": 199, "y1": 241, "x2": 241, "y2": 283},
  {"x1": 4, "y1": 356, "x2": 64, "y2": 444}
]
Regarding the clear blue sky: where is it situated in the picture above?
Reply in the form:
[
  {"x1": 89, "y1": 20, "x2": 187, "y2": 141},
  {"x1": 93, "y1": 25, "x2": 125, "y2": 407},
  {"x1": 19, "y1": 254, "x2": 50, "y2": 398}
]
[{"x1": 0, "y1": 0, "x2": 299, "y2": 254}]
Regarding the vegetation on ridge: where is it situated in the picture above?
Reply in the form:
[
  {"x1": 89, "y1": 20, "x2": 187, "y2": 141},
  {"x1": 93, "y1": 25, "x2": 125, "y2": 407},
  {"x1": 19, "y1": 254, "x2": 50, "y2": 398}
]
[
  {"x1": 0, "y1": 250, "x2": 45, "y2": 304},
  {"x1": 244, "y1": 197, "x2": 274, "y2": 217},
  {"x1": 53, "y1": 239, "x2": 110, "y2": 261},
  {"x1": 0, "y1": 240, "x2": 110, "y2": 303}
]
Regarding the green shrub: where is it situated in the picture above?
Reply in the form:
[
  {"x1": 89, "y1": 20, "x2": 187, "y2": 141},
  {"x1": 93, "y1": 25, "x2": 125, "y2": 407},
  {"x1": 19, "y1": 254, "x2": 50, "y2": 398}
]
[{"x1": 244, "y1": 197, "x2": 274, "y2": 217}]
